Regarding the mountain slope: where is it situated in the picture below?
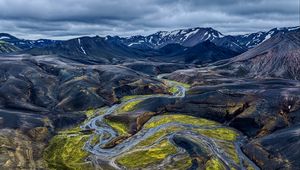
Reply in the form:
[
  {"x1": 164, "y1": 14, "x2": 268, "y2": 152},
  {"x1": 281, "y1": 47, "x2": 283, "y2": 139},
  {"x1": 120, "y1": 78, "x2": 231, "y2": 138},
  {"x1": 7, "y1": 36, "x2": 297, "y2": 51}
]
[
  {"x1": 26, "y1": 36, "x2": 151, "y2": 64},
  {"x1": 0, "y1": 41, "x2": 20, "y2": 53},
  {"x1": 219, "y1": 30, "x2": 300, "y2": 79},
  {"x1": 174, "y1": 40, "x2": 239, "y2": 64},
  {"x1": 155, "y1": 40, "x2": 239, "y2": 64},
  {"x1": 26, "y1": 36, "x2": 239, "y2": 65}
]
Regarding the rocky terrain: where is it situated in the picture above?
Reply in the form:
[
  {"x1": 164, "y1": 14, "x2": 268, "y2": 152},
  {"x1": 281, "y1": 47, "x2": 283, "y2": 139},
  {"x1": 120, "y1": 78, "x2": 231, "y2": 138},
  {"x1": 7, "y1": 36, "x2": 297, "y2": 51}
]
[
  {"x1": 0, "y1": 54, "x2": 170, "y2": 169},
  {"x1": 0, "y1": 27, "x2": 299, "y2": 169},
  {"x1": 163, "y1": 30, "x2": 300, "y2": 169}
]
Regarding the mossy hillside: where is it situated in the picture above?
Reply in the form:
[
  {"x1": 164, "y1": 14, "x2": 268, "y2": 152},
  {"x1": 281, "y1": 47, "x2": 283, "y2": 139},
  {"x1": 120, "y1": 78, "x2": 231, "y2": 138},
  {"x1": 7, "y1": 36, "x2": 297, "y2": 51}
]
[
  {"x1": 43, "y1": 128, "x2": 93, "y2": 170},
  {"x1": 84, "y1": 107, "x2": 108, "y2": 118},
  {"x1": 116, "y1": 139, "x2": 177, "y2": 169},
  {"x1": 205, "y1": 157, "x2": 226, "y2": 170},
  {"x1": 104, "y1": 118, "x2": 129, "y2": 136},
  {"x1": 89, "y1": 134, "x2": 100, "y2": 146},
  {"x1": 137, "y1": 125, "x2": 183, "y2": 148},
  {"x1": 217, "y1": 141, "x2": 240, "y2": 165},
  {"x1": 139, "y1": 114, "x2": 240, "y2": 168},
  {"x1": 144, "y1": 114, "x2": 218, "y2": 129},
  {"x1": 85, "y1": 109, "x2": 95, "y2": 118},
  {"x1": 168, "y1": 86, "x2": 180, "y2": 94},
  {"x1": 120, "y1": 95, "x2": 161, "y2": 102},
  {"x1": 196, "y1": 127, "x2": 238, "y2": 141},
  {"x1": 117, "y1": 99, "x2": 144, "y2": 113},
  {"x1": 163, "y1": 79, "x2": 191, "y2": 89},
  {"x1": 165, "y1": 155, "x2": 193, "y2": 170}
]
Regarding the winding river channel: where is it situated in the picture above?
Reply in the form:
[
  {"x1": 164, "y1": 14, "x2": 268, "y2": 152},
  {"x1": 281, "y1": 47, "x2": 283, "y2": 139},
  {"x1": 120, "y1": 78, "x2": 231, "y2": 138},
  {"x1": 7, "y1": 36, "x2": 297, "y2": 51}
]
[{"x1": 80, "y1": 74, "x2": 260, "y2": 170}]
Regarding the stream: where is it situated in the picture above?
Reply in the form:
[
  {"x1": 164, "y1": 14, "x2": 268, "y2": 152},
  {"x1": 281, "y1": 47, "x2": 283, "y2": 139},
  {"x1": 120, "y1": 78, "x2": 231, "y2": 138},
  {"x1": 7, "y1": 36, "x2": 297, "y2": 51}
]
[{"x1": 80, "y1": 74, "x2": 259, "y2": 170}]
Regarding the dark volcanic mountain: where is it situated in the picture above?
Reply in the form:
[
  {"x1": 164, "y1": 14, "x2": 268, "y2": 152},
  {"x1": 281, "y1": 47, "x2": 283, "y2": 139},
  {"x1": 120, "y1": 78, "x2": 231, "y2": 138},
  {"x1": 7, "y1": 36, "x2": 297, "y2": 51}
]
[
  {"x1": 157, "y1": 40, "x2": 239, "y2": 64},
  {"x1": 1, "y1": 26, "x2": 300, "y2": 170},
  {"x1": 219, "y1": 30, "x2": 300, "y2": 80},
  {"x1": 26, "y1": 36, "x2": 240, "y2": 65},
  {"x1": 26, "y1": 36, "x2": 154, "y2": 64},
  {"x1": 0, "y1": 54, "x2": 168, "y2": 113},
  {"x1": 167, "y1": 30, "x2": 300, "y2": 84}
]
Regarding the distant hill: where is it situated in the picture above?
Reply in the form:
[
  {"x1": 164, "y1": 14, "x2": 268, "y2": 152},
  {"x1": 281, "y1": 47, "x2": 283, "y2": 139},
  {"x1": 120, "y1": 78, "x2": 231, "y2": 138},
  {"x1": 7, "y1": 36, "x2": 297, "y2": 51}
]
[
  {"x1": 25, "y1": 36, "x2": 153, "y2": 64},
  {"x1": 0, "y1": 33, "x2": 59, "y2": 49}
]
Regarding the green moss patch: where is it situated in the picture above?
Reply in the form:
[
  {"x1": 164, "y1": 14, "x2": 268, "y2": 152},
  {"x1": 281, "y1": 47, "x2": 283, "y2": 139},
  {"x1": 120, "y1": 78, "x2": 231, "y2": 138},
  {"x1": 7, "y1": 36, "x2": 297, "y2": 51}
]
[
  {"x1": 144, "y1": 114, "x2": 218, "y2": 129},
  {"x1": 104, "y1": 119, "x2": 129, "y2": 136},
  {"x1": 85, "y1": 107, "x2": 108, "y2": 118},
  {"x1": 165, "y1": 154, "x2": 193, "y2": 170},
  {"x1": 120, "y1": 95, "x2": 159, "y2": 102},
  {"x1": 116, "y1": 139, "x2": 177, "y2": 169},
  {"x1": 168, "y1": 86, "x2": 180, "y2": 94},
  {"x1": 43, "y1": 128, "x2": 93, "y2": 170},
  {"x1": 137, "y1": 125, "x2": 182, "y2": 148},
  {"x1": 205, "y1": 157, "x2": 226, "y2": 170},
  {"x1": 164, "y1": 79, "x2": 191, "y2": 89},
  {"x1": 217, "y1": 141, "x2": 240, "y2": 164},
  {"x1": 196, "y1": 127, "x2": 238, "y2": 141},
  {"x1": 85, "y1": 109, "x2": 95, "y2": 118},
  {"x1": 117, "y1": 99, "x2": 144, "y2": 113}
]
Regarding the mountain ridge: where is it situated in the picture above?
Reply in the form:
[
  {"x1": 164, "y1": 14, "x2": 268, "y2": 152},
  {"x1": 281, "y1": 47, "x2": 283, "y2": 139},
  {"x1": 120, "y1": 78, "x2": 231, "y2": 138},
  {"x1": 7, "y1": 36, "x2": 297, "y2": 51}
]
[{"x1": 1, "y1": 26, "x2": 298, "y2": 53}]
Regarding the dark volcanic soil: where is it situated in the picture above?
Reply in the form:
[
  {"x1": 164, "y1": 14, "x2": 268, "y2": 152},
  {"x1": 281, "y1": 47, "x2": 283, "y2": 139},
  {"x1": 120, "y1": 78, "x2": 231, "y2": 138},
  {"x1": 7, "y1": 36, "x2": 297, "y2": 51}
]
[{"x1": 1, "y1": 30, "x2": 300, "y2": 169}]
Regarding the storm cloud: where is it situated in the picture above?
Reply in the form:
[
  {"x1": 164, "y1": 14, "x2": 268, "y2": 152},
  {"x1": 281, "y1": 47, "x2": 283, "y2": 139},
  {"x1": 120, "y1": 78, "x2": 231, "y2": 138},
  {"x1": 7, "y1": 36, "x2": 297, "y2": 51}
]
[{"x1": 0, "y1": 0, "x2": 299, "y2": 39}]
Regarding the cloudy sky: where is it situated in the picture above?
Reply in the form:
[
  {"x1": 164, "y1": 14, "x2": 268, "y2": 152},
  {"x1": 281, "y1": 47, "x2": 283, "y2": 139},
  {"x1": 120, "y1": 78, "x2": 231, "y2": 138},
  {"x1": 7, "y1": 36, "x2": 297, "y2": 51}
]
[{"x1": 0, "y1": 0, "x2": 299, "y2": 39}]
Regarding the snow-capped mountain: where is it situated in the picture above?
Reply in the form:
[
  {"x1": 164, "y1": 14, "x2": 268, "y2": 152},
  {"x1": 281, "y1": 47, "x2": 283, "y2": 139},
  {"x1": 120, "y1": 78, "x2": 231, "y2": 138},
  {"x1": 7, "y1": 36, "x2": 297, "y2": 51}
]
[
  {"x1": 120, "y1": 27, "x2": 224, "y2": 49},
  {"x1": 231, "y1": 26, "x2": 300, "y2": 48},
  {"x1": 0, "y1": 33, "x2": 59, "y2": 49},
  {"x1": 118, "y1": 26, "x2": 300, "y2": 53},
  {"x1": 220, "y1": 30, "x2": 300, "y2": 79},
  {"x1": 1, "y1": 26, "x2": 299, "y2": 54}
]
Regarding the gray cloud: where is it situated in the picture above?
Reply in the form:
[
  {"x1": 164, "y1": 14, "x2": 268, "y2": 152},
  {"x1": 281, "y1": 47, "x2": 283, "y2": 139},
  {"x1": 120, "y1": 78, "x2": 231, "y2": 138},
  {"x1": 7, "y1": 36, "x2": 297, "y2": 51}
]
[{"x1": 0, "y1": 0, "x2": 299, "y2": 39}]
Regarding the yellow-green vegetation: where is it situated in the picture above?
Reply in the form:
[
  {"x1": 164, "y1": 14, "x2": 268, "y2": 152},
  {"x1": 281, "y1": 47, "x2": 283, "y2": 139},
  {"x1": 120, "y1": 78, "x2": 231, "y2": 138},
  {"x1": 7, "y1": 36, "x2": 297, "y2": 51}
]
[
  {"x1": 89, "y1": 134, "x2": 100, "y2": 146},
  {"x1": 196, "y1": 127, "x2": 238, "y2": 141},
  {"x1": 104, "y1": 119, "x2": 129, "y2": 135},
  {"x1": 244, "y1": 162, "x2": 256, "y2": 170},
  {"x1": 137, "y1": 125, "x2": 182, "y2": 148},
  {"x1": 117, "y1": 99, "x2": 144, "y2": 112},
  {"x1": 85, "y1": 108, "x2": 95, "y2": 117},
  {"x1": 43, "y1": 128, "x2": 93, "y2": 170},
  {"x1": 120, "y1": 95, "x2": 158, "y2": 102},
  {"x1": 164, "y1": 79, "x2": 191, "y2": 89},
  {"x1": 205, "y1": 157, "x2": 226, "y2": 170},
  {"x1": 85, "y1": 107, "x2": 108, "y2": 118},
  {"x1": 168, "y1": 86, "x2": 179, "y2": 94},
  {"x1": 117, "y1": 139, "x2": 177, "y2": 169},
  {"x1": 58, "y1": 126, "x2": 82, "y2": 135},
  {"x1": 218, "y1": 141, "x2": 240, "y2": 164},
  {"x1": 165, "y1": 155, "x2": 193, "y2": 170},
  {"x1": 144, "y1": 114, "x2": 218, "y2": 129}
]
